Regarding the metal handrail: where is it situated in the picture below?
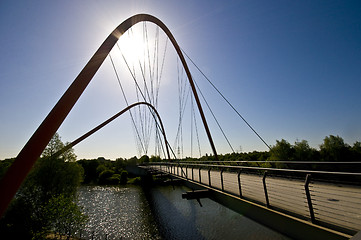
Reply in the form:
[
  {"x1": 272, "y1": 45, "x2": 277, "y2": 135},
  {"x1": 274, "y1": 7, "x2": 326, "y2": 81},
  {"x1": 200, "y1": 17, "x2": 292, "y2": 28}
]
[
  {"x1": 149, "y1": 162, "x2": 361, "y2": 235},
  {"x1": 168, "y1": 160, "x2": 361, "y2": 165},
  {"x1": 149, "y1": 162, "x2": 361, "y2": 177}
]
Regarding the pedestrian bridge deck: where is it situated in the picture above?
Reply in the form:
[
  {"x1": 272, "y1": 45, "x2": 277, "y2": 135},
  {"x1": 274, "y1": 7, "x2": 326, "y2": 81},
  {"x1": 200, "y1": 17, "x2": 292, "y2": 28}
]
[{"x1": 145, "y1": 162, "x2": 361, "y2": 239}]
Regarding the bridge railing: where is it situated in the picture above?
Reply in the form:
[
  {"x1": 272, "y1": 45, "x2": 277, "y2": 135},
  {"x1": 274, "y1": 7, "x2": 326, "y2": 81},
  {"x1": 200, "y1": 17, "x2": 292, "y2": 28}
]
[{"x1": 146, "y1": 161, "x2": 361, "y2": 235}]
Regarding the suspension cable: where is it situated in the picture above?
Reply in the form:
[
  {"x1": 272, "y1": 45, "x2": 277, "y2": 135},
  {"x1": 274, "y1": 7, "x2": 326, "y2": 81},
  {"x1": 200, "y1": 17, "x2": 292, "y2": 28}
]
[
  {"x1": 116, "y1": 29, "x2": 173, "y2": 159},
  {"x1": 192, "y1": 77, "x2": 235, "y2": 153},
  {"x1": 190, "y1": 95, "x2": 193, "y2": 157},
  {"x1": 157, "y1": 37, "x2": 168, "y2": 106},
  {"x1": 109, "y1": 53, "x2": 146, "y2": 154},
  {"x1": 181, "y1": 48, "x2": 271, "y2": 150},
  {"x1": 192, "y1": 98, "x2": 203, "y2": 157}
]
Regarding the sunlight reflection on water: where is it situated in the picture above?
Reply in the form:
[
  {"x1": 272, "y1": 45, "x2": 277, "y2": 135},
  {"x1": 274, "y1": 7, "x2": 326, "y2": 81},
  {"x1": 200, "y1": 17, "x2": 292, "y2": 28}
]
[
  {"x1": 78, "y1": 186, "x2": 161, "y2": 239},
  {"x1": 78, "y1": 185, "x2": 290, "y2": 240}
]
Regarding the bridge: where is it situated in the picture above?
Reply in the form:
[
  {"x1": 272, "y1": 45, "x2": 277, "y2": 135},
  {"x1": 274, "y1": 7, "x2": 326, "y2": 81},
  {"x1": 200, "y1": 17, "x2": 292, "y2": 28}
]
[
  {"x1": 1, "y1": 14, "x2": 360, "y2": 240},
  {"x1": 141, "y1": 161, "x2": 361, "y2": 239}
]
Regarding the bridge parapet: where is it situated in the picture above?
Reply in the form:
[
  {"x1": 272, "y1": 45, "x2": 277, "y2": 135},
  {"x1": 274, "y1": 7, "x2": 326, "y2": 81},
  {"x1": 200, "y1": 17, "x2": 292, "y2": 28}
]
[{"x1": 146, "y1": 161, "x2": 361, "y2": 238}]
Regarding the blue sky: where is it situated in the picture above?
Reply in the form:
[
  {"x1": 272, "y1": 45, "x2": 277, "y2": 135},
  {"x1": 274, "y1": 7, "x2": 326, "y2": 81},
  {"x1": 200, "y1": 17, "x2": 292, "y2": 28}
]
[{"x1": 1, "y1": 0, "x2": 360, "y2": 160}]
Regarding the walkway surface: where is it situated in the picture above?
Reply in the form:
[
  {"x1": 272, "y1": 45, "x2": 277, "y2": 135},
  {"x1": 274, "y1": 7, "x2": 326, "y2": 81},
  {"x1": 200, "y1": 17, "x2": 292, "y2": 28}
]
[{"x1": 151, "y1": 164, "x2": 361, "y2": 235}]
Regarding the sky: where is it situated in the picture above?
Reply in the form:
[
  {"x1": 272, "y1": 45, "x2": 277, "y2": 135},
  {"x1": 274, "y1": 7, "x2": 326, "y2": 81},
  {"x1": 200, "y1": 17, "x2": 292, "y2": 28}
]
[{"x1": 0, "y1": 0, "x2": 360, "y2": 160}]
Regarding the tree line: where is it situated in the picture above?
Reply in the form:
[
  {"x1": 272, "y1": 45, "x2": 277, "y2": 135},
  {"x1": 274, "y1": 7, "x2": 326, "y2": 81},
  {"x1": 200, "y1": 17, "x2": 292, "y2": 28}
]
[
  {"x1": 0, "y1": 133, "x2": 360, "y2": 238},
  {"x1": 185, "y1": 135, "x2": 360, "y2": 163},
  {"x1": 182, "y1": 135, "x2": 361, "y2": 172}
]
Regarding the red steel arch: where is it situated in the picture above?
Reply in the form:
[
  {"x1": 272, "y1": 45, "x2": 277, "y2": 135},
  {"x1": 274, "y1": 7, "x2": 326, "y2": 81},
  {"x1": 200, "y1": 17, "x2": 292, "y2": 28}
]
[
  {"x1": 0, "y1": 14, "x2": 218, "y2": 216},
  {"x1": 53, "y1": 102, "x2": 171, "y2": 160}
]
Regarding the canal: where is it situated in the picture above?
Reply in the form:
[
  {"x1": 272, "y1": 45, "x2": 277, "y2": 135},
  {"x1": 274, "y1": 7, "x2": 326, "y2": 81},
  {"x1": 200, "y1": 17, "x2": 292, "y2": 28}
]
[{"x1": 78, "y1": 185, "x2": 291, "y2": 239}]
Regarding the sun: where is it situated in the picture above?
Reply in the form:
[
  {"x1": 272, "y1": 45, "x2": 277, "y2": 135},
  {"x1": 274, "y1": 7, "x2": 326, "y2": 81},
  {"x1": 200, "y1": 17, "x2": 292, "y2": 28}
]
[{"x1": 116, "y1": 26, "x2": 147, "y2": 66}]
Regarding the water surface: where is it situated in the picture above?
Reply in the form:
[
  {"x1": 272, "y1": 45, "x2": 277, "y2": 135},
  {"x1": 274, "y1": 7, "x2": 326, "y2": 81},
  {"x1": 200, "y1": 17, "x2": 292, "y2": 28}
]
[{"x1": 78, "y1": 185, "x2": 291, "y2": 239}]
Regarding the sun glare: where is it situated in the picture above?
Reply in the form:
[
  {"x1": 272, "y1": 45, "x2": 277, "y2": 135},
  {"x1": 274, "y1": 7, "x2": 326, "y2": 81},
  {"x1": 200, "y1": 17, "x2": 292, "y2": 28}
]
[{"x1": 117, "y1": 27, "x2": 147, "y2": 65}]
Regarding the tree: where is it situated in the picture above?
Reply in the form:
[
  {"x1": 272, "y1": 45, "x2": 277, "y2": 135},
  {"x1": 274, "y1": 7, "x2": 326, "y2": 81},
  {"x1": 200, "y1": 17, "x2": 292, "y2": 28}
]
[
  {"x1": 41, "y1": 133, "x2": 77, "y2": 162},
  {"x1": 269, "y1": 139, "x2": 293, "y2": 161},
  {"x1": 268, "y1": 139, "x2": 294, "y2": 169},
  {"x1": 149, "y1": 155, "x2": 161, "y2": 162},
  {"x1": 126, "y1": 156, "x2": 138, "y2": 166},
  {"x1": 44, "y1": 194, "x2": 87, "y2": 239},
  {"x1": 293, "y1": 140, "x2": 316, "y2": 162},
  {"x1": 139, "y1": 155, "x2": 150, "y2": 164},
  {"x1": 320, "y1": 135, "x2": 349, "y2": 162},
  {"x1": 350, "y1": 142, "x2": 361, "y2": 162},
  {"x1": 0, "y1": 133, "x2": 85, "y2": 238},
  {"x1": 41, "y1": 132, "x2": 64, "y2": 157},
  {"x1": 77, "y1": 159, "x2": 100, "y2": 184},
  {"x1": 120, "y1": 170, "x2": 128, "y2": 184},
  {"x1": 114, "y1": 157, "x2": 126, "y2": 172},
  {"x1": 98, "y1": 169, "x2": 115, "y2": 185}
]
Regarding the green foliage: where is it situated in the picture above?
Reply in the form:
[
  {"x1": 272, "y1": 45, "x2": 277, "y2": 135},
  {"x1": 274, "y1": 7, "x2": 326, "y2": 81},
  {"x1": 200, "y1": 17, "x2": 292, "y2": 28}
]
[
  {"x1": 127, "y1": 176, "x2": 141, "y2": 185},
  {"x1": 269, "y1": 139, "x2": 293, "y2": 161},
  {"x1": 96, "y1": 168, "x2": 128, "y2": 185},
  {"x1": 114, "y1": 158, "x2": 126, "y2": 171},
  {"x1": 98, "y1": 169, "x2": 115, "y2": 185},
  {"x1": 44, "y1": 194, "x2": 87, "y2": 238},
  {"x1": 120, "y1": 170, "x2": 128, "y2": 184},
  {"x1": 0, "y1": 158, "x2": 14, "y2": 179},
  {"x1": 351, "y1": 142, "x2": 361, "y2": 161},
  {"x1": 139, "y1": 155, "x2": 150, "y2": 164},
  {"x1": 0, "y1": 134, "x2": 85, "y2": 238},
  {"x1": 28, "y1": 157, "x2": 84, "y2": 200},
  {"x1": 293, "y1": 140, "x2": 314, "y2": 161},
  {"x1": 150, "y1": 155, "x2": 162, "y2": 162},
  {"x1": 41, "y1": 133, "x2": 77, "y2": 162},
  {"x1": 0, "y1": 157, "x2": 86, "y2": 238},
  {"x1": 320, "y1": 135, "x2": 349, "y2": 162},
  {"x1": 96, "y1": 164, "x2": 107, "y2": 176},
  {"x1": 176, "y1": 135, "x2": 360, "y2": 171},
  {"x1": 77, "y1": 159, "x2": 99, "y2": 184},
  {"x1": 108, "y1": 174, "x2": 121, "y2": 185},
  {"x1": 41, "y1": 132, "x2": 64, "y2": 157},
  {"x1": 125, "y1": 156, "x2": 138, "y2": 166},
  {"x1": 76, "y1": 157, "x2": 130, "y2": 185}
]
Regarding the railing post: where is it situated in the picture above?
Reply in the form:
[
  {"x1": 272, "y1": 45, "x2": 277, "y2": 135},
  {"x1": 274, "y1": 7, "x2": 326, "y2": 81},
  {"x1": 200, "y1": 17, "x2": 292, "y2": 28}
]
[
  {"x1": 208, "y1": 168, "x2": 212, "y2": 187},
  {"x1": 305, "y1": 174, "x2": 315, "y2": 223},
  {"x1": 191, "y1": 167, "x2": 194, "y2": 180},
  {"x1": 263, "y1": 171, "x2": 270, "y2": 208},
  {"x1": 180, "y1": 164, "x2": 186, "y2": 178},
  {"x1": 177, "y1": 164, "x2": 179, "y2": 176},
  {"x1": 185, "y1": 165, "x2": 188, "y2": 179},
  {"x1": 237, "y1": 170, "x2": 242, "y2": 198},
  {"x1": 220, "y1": 169, "x2": 224, "y2": 191},
  {"x1": 199, "y1": 167, "x2": 202, "y2": 183}
]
